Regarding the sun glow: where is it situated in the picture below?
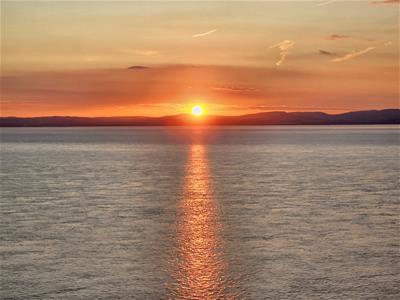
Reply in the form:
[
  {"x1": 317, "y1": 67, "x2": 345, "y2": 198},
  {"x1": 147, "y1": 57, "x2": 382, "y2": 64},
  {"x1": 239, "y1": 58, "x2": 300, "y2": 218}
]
[{"x1": 191, "y1": 105, "x2": 204, "y2": 116}]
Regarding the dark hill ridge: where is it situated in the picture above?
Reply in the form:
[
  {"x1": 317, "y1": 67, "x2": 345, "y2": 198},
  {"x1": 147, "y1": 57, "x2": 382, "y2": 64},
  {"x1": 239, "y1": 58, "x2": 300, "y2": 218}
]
[{"x1": 1, "y1": 109, "x2": 399, "y2": 127}]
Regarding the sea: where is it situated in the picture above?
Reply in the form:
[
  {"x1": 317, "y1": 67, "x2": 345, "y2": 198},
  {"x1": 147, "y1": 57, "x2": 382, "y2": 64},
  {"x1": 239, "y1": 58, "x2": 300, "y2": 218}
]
[{"x1": 1, "y1": 126, "x2": 399, "y2": 299}]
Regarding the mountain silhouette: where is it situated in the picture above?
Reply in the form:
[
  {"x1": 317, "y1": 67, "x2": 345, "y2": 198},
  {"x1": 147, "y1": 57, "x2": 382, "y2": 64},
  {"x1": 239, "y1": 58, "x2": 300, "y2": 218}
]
[{"x1": 1, "y1": 109, "x2": 399, "y2": 127}]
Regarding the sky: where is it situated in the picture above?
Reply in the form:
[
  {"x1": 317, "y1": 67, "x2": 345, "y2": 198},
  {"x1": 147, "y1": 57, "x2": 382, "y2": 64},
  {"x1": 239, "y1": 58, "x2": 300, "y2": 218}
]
[{"x1": 1, "y1": 0, "x2": 399, "y2": 117}]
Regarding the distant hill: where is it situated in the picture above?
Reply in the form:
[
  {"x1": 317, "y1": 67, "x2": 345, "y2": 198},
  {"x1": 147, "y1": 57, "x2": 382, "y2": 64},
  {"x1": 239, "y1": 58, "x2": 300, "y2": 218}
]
[{"x1": 1, "y1": 109, "x2": 399, "y2": 127}]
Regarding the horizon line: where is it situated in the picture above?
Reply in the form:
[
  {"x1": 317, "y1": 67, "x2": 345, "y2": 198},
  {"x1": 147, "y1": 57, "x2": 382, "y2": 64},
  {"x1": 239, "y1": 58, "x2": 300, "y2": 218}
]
[{"x1": 1, "y1": 108, "x2": 399, "y2": 119}]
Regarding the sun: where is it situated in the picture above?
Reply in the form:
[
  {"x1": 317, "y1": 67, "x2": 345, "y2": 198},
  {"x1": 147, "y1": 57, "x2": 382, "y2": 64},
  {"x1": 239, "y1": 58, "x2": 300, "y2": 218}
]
[{"x1": 191, "y1": 105, "x2": 204, "y2": 117}]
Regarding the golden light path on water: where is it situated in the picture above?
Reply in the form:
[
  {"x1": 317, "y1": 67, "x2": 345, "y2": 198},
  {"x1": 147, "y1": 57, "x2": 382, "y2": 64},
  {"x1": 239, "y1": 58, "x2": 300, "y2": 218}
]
[{"x1": 167, "y1": 143, "x2": 237, "y2": 299}]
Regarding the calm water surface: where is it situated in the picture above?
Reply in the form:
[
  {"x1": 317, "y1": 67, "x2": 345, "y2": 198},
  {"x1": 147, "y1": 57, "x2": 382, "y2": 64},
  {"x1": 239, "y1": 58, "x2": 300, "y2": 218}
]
[{"x1": 1, "y1": 126, "x2": 399, "y2": 299}]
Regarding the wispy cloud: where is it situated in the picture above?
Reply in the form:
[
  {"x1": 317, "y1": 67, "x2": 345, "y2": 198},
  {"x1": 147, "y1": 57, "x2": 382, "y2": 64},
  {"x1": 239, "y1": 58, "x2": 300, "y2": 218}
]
[
  {"x1": 315, "y1": 0, "x2": 337, "y2": 7},
  {"x1": 119, "y1": 49, "x2": 158, "y2": 56},
  {"x1": 324, "y1": 34, "x2": 378, "y2": 42},
  {"x1": 370, "y1": 0, "x2": 399, "y2": 4},
  {"x1": 211, "y1": 104, "x2": 356, "y2": 112},
  {"x1": 192, "y1": 29, "x2": 218, "y2": 38},
  {"x1": 315, "y1": 0, "x2": 399, "y2": 6},
  {"x1": 319, "y1": 49, "x2": 337, "y2": 56},
  {"x1": 211, "y1": 85, "x2": 260, "y2": 94},
  {"x1": 383, "y1": 41, "x2": 393, "y2": 46},
  {"x1": 331, "y1": 46, "x2": 376, "y2": 62},
  {"x1": 270, "y1": 40, "x2": 295, "y2": 66},
  {"x1": 127, "y1": 65, "x2": 150, "y2": 70},
  {"x1": 324, "y1": 34, "x2": 350, "y2": 41}
]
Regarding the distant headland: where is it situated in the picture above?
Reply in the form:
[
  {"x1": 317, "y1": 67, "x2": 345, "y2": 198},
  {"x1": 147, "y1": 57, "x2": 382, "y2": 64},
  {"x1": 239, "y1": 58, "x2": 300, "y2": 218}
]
[{"x1": 1, "y1": 109, "x2": 399, "y2": 127}]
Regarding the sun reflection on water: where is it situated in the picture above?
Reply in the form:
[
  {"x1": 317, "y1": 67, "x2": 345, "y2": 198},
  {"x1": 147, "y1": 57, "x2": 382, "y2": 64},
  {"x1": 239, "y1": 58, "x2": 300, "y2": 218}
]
[{"x1": 167, "y1": 144, "x2": 236, "y2": 299}]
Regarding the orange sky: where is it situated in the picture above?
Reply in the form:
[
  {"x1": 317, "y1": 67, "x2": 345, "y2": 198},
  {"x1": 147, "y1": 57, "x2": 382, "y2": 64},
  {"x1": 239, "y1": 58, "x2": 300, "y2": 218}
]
[{"x1": 1, "y1": 0, "x2": 399, "y2": 117}]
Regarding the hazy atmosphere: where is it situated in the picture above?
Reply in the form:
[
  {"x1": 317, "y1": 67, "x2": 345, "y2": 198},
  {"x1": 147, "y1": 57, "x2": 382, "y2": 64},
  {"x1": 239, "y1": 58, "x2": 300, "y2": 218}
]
[
  {"x1": 1, "y1": 0, "x2": 398, "y2": 116},
  {"x1": 1, "y1": 2, "x2": 399, "y2": 300}
]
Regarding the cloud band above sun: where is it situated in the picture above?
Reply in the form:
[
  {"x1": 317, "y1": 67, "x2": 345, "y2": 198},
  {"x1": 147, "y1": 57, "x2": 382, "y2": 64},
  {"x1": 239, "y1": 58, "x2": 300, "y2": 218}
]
[{"x1": 2, "y1": 63, "x2": 397, "y2": 117}]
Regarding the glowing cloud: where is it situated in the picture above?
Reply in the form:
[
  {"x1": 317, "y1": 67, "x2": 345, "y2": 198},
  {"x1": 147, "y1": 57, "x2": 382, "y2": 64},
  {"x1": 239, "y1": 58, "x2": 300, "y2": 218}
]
[
  {"x1": 192, "y1": 29, "x2": 218, "y2": 38},
  {"x1": 331, "y1": 47, "x2": 376, "y2": 62},
  {"x1": 270, "y1": 40, "x2": 295, "y2": 66}
]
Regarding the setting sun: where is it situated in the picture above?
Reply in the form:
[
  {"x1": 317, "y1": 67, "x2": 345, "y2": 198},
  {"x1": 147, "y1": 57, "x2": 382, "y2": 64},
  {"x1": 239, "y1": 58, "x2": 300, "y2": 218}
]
[{"x1": 191, "y1": 105, "x2": 204, "y2": 117}]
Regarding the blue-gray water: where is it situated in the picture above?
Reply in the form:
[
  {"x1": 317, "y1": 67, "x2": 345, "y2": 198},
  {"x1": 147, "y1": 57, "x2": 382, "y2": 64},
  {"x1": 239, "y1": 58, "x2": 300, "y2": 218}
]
[{"x1": 1, "y1": 126, "x2": 399, "y2": 299}]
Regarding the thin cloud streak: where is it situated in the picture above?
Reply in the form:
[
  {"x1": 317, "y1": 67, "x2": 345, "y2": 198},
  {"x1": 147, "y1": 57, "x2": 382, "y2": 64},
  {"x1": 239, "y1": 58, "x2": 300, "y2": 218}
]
[
  {"x1": 324, "y1": 34, "x2": 350, "y2": 40},
  {"x1": 211, "y1": 86, "x2": 259, "y2": 93},
  {"x1": 210, "y1": 103, "x2": 358, "y2": 113},
  {"x1": 319, "y1": 49, "x2": 337, "y2": 56},
  {"x1": 192, "y1": 29, "x2": 218, "y2": 38},
  {"x1": 370, "y1": 0, "x2": 400, "y2": 4},
  {"x1": 270, "y1": 40, "x2": 295, "y2": 66},
  {"x1": 315, "y1": 0, "x2": 337, "y2": 7},
  {"x1": 119, "y1": 49, "x2": 158, "y2": 56},
  {"x1": 331, "y1": 47, "x2": 376, "y2": 62}
]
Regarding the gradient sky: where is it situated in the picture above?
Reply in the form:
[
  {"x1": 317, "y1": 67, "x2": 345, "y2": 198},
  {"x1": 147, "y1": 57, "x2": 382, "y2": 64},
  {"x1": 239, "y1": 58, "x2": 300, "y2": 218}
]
[{"x1": 1, "y1": 0, "x2": 399, "y2": 117}]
